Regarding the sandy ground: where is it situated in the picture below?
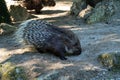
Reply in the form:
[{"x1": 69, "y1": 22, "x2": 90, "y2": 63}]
[{"x1": 1, "y1": 0, "x2": 120, "y2": 79}]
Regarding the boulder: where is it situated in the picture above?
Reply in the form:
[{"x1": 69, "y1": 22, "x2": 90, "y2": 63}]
[
  {"x1": 70, "y1": 0, "x2": 120, "y2": 24},
  {"x1": 9, "y1": 5, "x2": 29, "y2": 22},
  {"x1": 0, "y1": 23, "x2": 16, "y2": 35},
  {"x1": 0, "y1": 62, "x2": 28, "y2": 80},
  {"x1": 98, "y1": 52, "x2": 120, "y2": 71},
  {"x1": 70, "y1": 0, "x2": 87, "y2": 17},
  {"x1": 86, "y1": 0, "x2": 115, "y2": 24}
]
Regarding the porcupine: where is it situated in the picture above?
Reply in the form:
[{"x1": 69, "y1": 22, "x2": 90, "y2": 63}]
[{"x1": 15, "y1": 19, "x2": 82, "y2": 60}]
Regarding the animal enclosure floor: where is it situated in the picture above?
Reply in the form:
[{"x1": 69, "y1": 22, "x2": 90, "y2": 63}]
[{"x1": 1, "y1": 0, "x2": 120, "y2": 79}]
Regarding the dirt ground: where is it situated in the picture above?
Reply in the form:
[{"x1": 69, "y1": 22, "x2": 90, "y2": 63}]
[{"x1": 1, "y1": 0, "x2": 120, "y2": 79}]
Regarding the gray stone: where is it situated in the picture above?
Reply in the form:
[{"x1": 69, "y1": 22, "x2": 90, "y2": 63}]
[
  {"x1": 69, "y1": 0, "x2": 87, "y2": 17},
  {"x1": 86, "y1": 0, "x2": 116, "y2": 24},
  {"x1": 0, "y1": 23, "x2": 16, "y2": 35},
  {"x1": 9, "y1": 5, "x2": 29, "y2": 22},
  {"x1": 98, "y1": 52, "x2": 120, "y2": 68}
]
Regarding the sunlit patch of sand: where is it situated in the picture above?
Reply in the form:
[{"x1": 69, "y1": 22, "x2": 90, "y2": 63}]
[{"x1": 47, "y1": 62, "x2": 73, "y2": 70}]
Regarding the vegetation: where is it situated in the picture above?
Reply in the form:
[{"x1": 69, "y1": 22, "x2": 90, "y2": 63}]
[
  {"x1": 98, "y1": 52, "x2": 120, "y2": 72},
  {"x1": 0, "y1": 62, "x2": 28, "y2": 80}
]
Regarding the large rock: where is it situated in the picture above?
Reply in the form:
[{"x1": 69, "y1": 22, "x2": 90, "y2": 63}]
[
  {"x1": 69, "y1": 0, "x2": 101, "y2": 17},
  {"x1": 9, "y1": 4, "x2": 29, "y2": 22},
  {"x1": 98, "y1": 52, "x2": 120, "y2": 70},
  {"x1": 86, "y1": 0, "x2": 116, "y2": 24},
  {"x1": 0, "y1": 62, "x2": 28, "y2": 80},
  {"x1": 107, "y1": 0, "x2": 120, "y2": 25},
  {"x1": 70, "y1": 0, "x2": 87, "y2": 17},
  {"x1": 0, "y1": 23, "x2": 16, "y2": 35},
  {"x1": 70, "y1": 0, "x2": 120, "y2": 24}
]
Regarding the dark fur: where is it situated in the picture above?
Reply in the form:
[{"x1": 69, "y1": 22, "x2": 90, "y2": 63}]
[
  {"x1": 22, "y1": 0, "x2": 56, "y2": 13},
  {"x1": 86, "y1": 0, "x2": 102, "y2": 7}
]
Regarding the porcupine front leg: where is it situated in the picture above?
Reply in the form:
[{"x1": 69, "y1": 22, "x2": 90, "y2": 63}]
[
  {"x1": 54, "y1": 49, "x2": 67, "y2": 60},
  {"x1": 45, "y1": 40, "x2": 67, "y2": 60},
  {"x1": 36, "y1": 42, "x2": 67, "y2": 60},
  {"x1": 51, "y1": 42, "x2": 67, "y2": 60}
]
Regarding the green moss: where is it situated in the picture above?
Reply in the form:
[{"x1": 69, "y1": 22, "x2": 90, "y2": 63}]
[
  {"x1": 0, "y1": 62, "x2": 28, "y2": 80},
  {"x1": 98, "y1": 52, "x2": 120, "y2": 72},
  {"x1": 98, "y1": 53, "x2": 115, "y2": 67}
]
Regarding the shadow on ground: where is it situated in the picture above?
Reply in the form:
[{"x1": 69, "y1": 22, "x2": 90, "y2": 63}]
[{"x1": 28, "y1": 10, "x2": 66, "y2": 15}]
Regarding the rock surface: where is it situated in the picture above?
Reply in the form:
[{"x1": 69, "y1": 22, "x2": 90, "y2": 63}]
[
  {"x1": 9, "y1": 5, "x2": 29, "y2": 22},
  {"x1": 0, "y1": 62, "x2": 28, "y2": 80},
  {"x1": 86, "y1": 0, "x2": 116, "y2": 24},
  {"x1": 0, "y1": 23, "x2": 16, "y2": 35},
  {"x1": 98, "y1": 52, "x2": 120, "y2": 69},
  {"x1": 70, "y1": 0, "x2": 87, "y2": 17},
  {"x1": 70, "y1": 0, "x2": 120, "y2": 24}
]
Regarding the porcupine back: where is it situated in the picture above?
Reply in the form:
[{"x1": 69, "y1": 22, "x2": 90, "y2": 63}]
[{"x1": 15, "y1": 19, "x2": 81, "y2": 60}]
